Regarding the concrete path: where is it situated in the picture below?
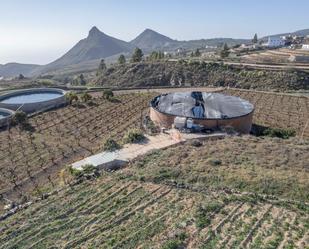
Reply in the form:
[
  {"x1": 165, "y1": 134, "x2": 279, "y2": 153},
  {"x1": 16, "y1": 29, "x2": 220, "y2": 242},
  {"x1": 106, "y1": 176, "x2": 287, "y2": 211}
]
[{"x1": 72, "y1": 130, "x2": 226, "y2": 171}]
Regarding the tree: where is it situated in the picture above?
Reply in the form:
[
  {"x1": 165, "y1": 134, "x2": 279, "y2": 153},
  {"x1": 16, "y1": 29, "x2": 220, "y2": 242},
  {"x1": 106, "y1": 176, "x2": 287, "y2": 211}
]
[
  {"x1": 252, "y1": 33, "x2": 258, "y2": 44},
  {"x1": 220, "y1": 43, "x2": 230, "y2": 58},
  {"x1": 72, "y1": 74, "x2": 87, "y2": 85},
  {"x1": 131, "y1": 48, "x2": 143, "y2": 62},
  {"x1": 97, "y1": 59, "x2": 107, "y2": 75},
  {"x1": 195, "y1": 49, "x2": 201, "y2": 57},
  {"x1": 149, "y1": 51, "x2": 164, "y2": 61},
  {"x1": 18, "y1": 74, "x2": 25, "y2": 80},
  {"x1": 118, "y1": 54, "x2": 126, "y2": 65}
]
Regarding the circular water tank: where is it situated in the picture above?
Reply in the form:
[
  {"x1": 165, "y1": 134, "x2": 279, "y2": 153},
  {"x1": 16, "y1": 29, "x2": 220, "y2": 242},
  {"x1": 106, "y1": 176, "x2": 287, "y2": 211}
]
[
  {"x1": 150, "y1": 91, "x2": 254, "y2": 133},
  {"x1": 0, "y1": 88, "x2": 67, "y2": 113}
]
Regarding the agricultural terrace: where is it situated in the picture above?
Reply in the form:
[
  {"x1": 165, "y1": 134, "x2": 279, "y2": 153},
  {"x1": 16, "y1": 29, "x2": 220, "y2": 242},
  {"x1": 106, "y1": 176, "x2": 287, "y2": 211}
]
[
  {"x1": 0, "y1": 175, "x2": 308, "y2": 249},
  {"x1": 0, "y1": 92, "x2": 156, "y2": 203},
  {"x1": 120, "y1": 136, "x2": 309, "y2": 201},
  {"x1": 222, "y1": 89, "x2": 309, "y2": 138},
  {"x1": 0, "y1": 89, "x2": 308, "y2": 206}
]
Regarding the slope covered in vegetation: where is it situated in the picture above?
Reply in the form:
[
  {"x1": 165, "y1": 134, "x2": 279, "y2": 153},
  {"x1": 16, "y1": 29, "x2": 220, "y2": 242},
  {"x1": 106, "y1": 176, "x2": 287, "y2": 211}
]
[{"x1": 93, "y1": 61, "x2": 309, "y2": 91}]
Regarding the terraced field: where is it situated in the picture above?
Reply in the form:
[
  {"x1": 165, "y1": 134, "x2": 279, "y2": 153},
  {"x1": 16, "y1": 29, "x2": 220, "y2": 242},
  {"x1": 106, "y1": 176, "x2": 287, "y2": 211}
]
[
  {"x1": 0, "y1": 175, "x2": 308, "y2": 249},
  {"x1": 223, "y1": 88, "x2": 309, "y2": 138},
  {"x1": 0, "y1": 88, "x2": 309, "y2": 206},
  {"x1": 0, "y1": 92, "x2": 156, "y2": 203}
]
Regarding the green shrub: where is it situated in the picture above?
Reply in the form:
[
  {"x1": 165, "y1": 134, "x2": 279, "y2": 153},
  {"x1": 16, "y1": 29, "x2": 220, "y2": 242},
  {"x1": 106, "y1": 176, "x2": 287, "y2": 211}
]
[
  {"x1": 103, "y1": 138, "x2": 121, "y2": 151},
  {"x1": 162, "y1": 239, "x2": 182, "y2": 249},
  {"x1": 262, "y1": 128, "x2": 296, "y2": 139},
  {"x1": 123, "y1": 129, "x2": 145, "y2": 144},
  {"x1": 80, "y1": 92, "x2": 92, "y2": 103},
  {"x1": 12, "y1": 111, "x2": 28, "y2": 125},
  {"x1": 102, "y1": 89, "x2": 114, "y2": 100},
  {"x1": 207, "y1": 158, "x2": 222, "y2": 166},
  {"x1": 194, "y1": 202, "x2": 222, "y2": 229},
  {"x1": 68, "y1": 164, "x2": 97, "y2": 178},
  {"x1": 65, "y1": 92, "x2": 79, "y2": 104}
]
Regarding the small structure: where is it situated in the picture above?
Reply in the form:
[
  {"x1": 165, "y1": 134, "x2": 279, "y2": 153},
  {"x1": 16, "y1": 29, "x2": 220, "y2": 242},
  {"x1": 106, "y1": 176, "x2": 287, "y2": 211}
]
[
  {"x1": 302, "y1": 44, "x2": 309, "y2": 50},
  {"x1": 150, "y1": 92, "x2": 254, "y2": 134},
  {"x1": 263, "y1": 37, "x2": 285, "y2": 47}
]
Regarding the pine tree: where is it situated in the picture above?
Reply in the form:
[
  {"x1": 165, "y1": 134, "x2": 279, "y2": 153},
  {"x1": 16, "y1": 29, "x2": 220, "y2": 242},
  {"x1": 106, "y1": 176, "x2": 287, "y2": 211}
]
[
  {"x1": 97, "y1": 59, "x2": 106, "y2": 76},
  {"x1": 131, "y1": 48, "x2": 144, "y2": 62},
  {"x1": 195, "y1": 49, "x2": 201, "y2": 57},
  {"x1": 252, "y1": 33, "x2": 258, "y2": 44},
  {"x1": 79, "y1": 74, "x2": 86, "y2": 85},
  {"x1": 220, "y1": 43, "x2": 230, "y2": 58},
  {"x1": 118, "y1": 54, "x2": 126, "y2": 65}
]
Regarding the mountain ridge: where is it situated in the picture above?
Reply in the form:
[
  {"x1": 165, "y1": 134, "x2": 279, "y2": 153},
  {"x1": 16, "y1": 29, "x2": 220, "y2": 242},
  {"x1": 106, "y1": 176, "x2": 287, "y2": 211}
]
[{"x1": 1, "y1": 26, "x2": 308, "y2": 78}]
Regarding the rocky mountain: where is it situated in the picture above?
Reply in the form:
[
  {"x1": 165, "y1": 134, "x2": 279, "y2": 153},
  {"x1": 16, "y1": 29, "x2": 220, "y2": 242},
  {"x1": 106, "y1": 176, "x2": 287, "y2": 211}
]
[
  {"x1": 0, "y1": 63, "x2": 40, "y2": 78},
  {"x1": 1, "y1": 26, "x2": 308, "y2": 78},
  {"x1": 130, "y1": 29, "x2": 249, "y2": 52},
  {"x1": 130, "y1": 29, "x2": 179, "y2": 51},
  {"x1": 31, "y1": 26, "x2": 133, "y2": 75}
]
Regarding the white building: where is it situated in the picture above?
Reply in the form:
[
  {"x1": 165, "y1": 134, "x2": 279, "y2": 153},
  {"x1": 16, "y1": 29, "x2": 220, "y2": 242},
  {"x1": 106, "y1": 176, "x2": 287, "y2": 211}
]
[
  {"x1": 302, "y1": 44, "x2": 309, "y2": 50},
  {"x1": 264, "y1": 37, "x2": 285, "y2": 47}
]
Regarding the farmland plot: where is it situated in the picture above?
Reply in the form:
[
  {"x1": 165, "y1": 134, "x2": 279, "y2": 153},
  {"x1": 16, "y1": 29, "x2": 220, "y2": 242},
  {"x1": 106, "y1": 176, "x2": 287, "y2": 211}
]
[
  {"x1": 0, "y1": 175, "x2": 307, "y2": 249},
  {"x1": 222, "y1": 88, "x2": 309, "y2": 138},
  {"x1": 0, "y1": 93, "x2": 156, "y2": 203}
]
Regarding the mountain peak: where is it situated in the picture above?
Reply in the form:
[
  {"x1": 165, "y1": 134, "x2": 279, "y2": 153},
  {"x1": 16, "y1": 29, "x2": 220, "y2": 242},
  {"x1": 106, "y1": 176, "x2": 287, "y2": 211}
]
[
  {"x1": 88, "y1": 26, "x2": 102, "y2": 36},
  {"x1": 130, "y1": 29, "x2": 175, "y2": 51},
  {"x1": 143, "y1": 28, "x2": 156, "y2": 33}
]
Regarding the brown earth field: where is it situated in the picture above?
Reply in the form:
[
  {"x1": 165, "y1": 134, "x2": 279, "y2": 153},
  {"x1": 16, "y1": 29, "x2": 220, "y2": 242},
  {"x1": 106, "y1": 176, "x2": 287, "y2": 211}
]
[
  {"x1": 0, "y1": 89, "x2": 308, "y2": 249},
  {"x1": 0, "y1": 89, "x2": 308, "y2": 205},
  {"x1": 0, "y1": 170, "x2": 308, "y2": 248}
]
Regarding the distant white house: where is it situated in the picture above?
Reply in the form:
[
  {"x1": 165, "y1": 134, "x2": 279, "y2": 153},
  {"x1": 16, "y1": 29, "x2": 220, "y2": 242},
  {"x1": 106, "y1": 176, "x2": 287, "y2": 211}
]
[
  {"x1": 263, "y1": 37, "x2": 285, "y2": 47},
  {"x1": 302, "y1": 44, "x2": 309, "y2": 50}
]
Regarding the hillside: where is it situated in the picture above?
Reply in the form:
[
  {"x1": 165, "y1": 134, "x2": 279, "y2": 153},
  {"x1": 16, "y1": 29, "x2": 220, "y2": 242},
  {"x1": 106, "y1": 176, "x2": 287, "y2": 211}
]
[
  {"x1": 0, "y1": 63, "x2": 40, "y2": 77},
  {"x1": 0, "y1": 89, "x2": 308, "y2": 248},
  {"x1": 1, "y1": 27, "x2": 308, "y2": 78},
  {"x1": 130, "y1": 28, "x2": 178, "y2": 51},
  {"x1": 93, "y1": 61, "x2": 309, "y2": 91},
  {"x1": 0, "y1": 136, "x2": 308, "y2": 248},
  {"x1": 31, "y1": 27, "x2": 133, "y2": 75}
]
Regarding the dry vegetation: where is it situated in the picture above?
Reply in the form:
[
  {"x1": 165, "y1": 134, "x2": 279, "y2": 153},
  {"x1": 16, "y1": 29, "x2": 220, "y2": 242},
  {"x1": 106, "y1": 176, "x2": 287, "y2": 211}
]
[
  {"x1": 0, "y1": 92, "x2": 156, "y2": 205},
  {"x1": 121, "y1": 136, "x2": 309, "y2": 201},
  {"x1": 223, "y1": 89, "x2": 309, "y2": 138},
  {"x1": 0, "y1": 89, "x2": 308, "y2": 248},
  {"x1": 0, "y1": 175, "x2": 308, "y2": 249}
]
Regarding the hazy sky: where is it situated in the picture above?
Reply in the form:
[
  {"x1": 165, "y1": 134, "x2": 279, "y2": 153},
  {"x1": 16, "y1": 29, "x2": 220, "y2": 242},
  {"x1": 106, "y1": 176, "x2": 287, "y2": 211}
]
[{"x1": 1, "y1": 0, "x2": 308, "y2": 65}]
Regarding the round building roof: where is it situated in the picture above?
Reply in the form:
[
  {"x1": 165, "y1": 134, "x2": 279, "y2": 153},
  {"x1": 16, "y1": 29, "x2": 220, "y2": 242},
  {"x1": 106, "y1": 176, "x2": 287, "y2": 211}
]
[{"x1": 151, "y1": 92, "x2": 254, "y2": 120}]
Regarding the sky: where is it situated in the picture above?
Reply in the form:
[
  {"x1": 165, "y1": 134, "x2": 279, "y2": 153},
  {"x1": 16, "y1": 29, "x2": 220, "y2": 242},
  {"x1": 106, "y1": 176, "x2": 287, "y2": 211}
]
[{"x1": 0, "y1": 0, "x2": 308, "y2": 65}]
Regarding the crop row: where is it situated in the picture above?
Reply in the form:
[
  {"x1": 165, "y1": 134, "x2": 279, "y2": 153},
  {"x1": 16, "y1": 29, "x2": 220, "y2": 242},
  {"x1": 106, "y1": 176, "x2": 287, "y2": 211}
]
[
  {"x1": 0, "y1": 176, "x2": 307, "y2": 248},
  {"x1": 222, "y1": 89, "x2": 309, "y2": 137},
  {"x1": 0, "y1": 93, "x2": 156, "y2": 202}
]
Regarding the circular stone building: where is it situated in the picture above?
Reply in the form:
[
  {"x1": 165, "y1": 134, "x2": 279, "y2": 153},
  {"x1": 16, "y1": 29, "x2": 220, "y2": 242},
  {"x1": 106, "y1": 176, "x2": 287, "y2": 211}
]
[{"x1": 150, "y1": 92, "x2": 254, "y2": 134}]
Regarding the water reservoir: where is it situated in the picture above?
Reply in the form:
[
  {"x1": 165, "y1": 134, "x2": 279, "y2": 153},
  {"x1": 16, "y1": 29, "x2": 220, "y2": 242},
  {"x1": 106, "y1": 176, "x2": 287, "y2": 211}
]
[
  {"x1": 0, "y1": 88, "x2": 67, "y2": 113},
  {"x1": 0, "y1": 108, "x2": 14, "y2": 127}
]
